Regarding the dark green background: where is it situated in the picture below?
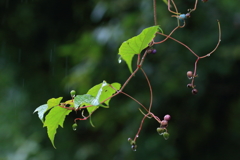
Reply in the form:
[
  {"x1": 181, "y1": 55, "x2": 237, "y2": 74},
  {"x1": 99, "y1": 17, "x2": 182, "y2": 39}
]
[{"x1": 1, "y1": 0, "x2": 240, "y2": 159}]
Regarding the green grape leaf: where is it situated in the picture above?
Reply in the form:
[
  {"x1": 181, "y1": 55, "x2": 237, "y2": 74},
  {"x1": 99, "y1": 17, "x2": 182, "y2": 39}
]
[
  {"x1": 47, "y1": 97, "x2": 63, "y2": 110},
  {"x1": 43, "y1": 106, "x2": 72, "y2": 148},
  {"x1": 118, "y1": 26, "x2": 159, "y2": 73},
  {"x1": 86, "y1": 81, "x2": 121, "y2": 115},
  {"x1": 73, "y1": 81, "x2": 121, "y2": 126},
  {"x1": 74, "y1": 94, "x2": 97, "y2": 110}
]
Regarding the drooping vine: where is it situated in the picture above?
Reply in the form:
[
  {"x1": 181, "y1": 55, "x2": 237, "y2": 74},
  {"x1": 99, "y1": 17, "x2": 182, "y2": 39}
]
[{"x1": 34, "y1": 0, "x2": 221, "y2": 150}]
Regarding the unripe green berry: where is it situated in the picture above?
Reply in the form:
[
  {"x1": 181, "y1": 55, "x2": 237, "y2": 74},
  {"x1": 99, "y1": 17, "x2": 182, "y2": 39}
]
[
  {"x1": 70, "y1": 90, "x2": 76, "y2": 97},
  {"x1": 163, "y1": 132, "x2": 170, "y2": 140},
  {"x1": 72, "y1": 123, "x2": 78, "y2": 131},
  {"x1": 157, "y1": 127, "x2": 165, "y2": 135}
]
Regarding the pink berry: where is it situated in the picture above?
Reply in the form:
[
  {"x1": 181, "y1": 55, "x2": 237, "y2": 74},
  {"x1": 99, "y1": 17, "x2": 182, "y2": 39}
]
[
  {"x1": 161, "y1": 120, "x2": 168, "y2": 126},
  {"x1": 192, "y1": 88, "x2": 198, "y2": 95},
  {"x1": 187, "y1": 71, "x2": 193, "y2": 79},
  {"x1": 164, "y1": 114, "x2": 171, "y2": 121}
]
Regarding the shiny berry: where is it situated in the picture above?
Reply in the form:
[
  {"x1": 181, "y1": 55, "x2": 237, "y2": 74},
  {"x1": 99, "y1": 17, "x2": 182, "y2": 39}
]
[
  {"x1": 187, "y1": 71, "x2": 193, "y2": 79},
  {"x1": 192, "y1": 88, "x2": 198, "y2": 95},
  {"x1": 70, "y1": 90, "x2": 76, "y2": 97},
  {"x1": 187, "y1": 84, "x2": 193, "y2": 88},
  {"x1": 72, "y1": 123, "x2": 78, "y2": 131},
  {"x1": 164, "y1": 114, "x2": 171, "y2": 121},
  {"x1": 151, "y1": 49, "x2": 157, "y2": 54}
]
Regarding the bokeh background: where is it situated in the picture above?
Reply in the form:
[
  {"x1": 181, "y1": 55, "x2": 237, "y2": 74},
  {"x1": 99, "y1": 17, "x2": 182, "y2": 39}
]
[{"x1": 1, "y1": 0, "x2": 240, "y2": 159}]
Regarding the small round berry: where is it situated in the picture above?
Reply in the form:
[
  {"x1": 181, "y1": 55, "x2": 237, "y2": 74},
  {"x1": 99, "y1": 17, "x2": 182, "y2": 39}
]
[
  {"x1": 187, "y1": 71, "x2": 193, "y2": 79},
  {"x1": 157, "y1": 127, "x2": 165, "y2": 135},
  {"x1": 151, "y1": 49, "x2": 157, "y2": 54},
  {"x1": 72, "y1": 123, "x2": 78, "y2": 131},
  {"x1": 163, "y1": 132, "x2": 170, "y2": 140},
  {"x1": 187, "y1": 84, "x2": 193, "y2": 88},
  {"x1": 70, "y1": 90, "x2": 76, "y2": 97},
  {"x1": 192, "y1": 88, "x2": 198, "y2": 95},
  {"x1": 164, "y1": 114, "x2": 171, "y2": 121},
  {"x1": 161, "y1": 120, "x2": 168, "y2": 127}
]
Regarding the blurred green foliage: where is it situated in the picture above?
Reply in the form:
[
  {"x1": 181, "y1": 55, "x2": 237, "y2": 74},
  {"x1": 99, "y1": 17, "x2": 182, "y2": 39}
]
[{"x1": 1, "y1": 0, "x2": 240, "y2": 159}]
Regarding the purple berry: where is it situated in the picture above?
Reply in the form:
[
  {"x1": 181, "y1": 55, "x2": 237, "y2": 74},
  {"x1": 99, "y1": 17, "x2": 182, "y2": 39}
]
[
  {"x1": 164, "y1": 114, "x2": 171, "y2": 121},
  {"x1": 187, "y1": 71, "x2": 193, "y2": 79},
  {"x1": 187, "y1": 84, "x2": 193, "y2": 88},
  {"x1": 161, "y1": 120, "x2": 168, "y2": 127},
  {"x1": 151, "y1": 49, "x2": 157, "y2": 54},
  {"x1": 192, "y1": 88, "x2": 198, "y2": 95}
]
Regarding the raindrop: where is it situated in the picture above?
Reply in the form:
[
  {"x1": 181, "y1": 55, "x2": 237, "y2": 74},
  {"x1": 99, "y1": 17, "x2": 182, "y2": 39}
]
[
  {"x1": 136, "y1": 135, "x2": 139, "y2": 138},
  {"x1": 118, "y1": 56, "x2": 122, "y2": 63}
]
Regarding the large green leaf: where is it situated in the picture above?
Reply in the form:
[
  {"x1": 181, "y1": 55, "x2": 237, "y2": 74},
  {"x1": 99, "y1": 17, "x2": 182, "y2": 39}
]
[
  {"x1": 118, "y1": 26, "x2": 159, "y2": 73},
  {"x1": 74, "y1": 81, "x2": 121, "y2": 115},
  {"x1": 86, "y1": 81, "x2": 121, "y2": 115},
  {"x1": 43, "y1": 106, "x2": 72, "y2": 148}
]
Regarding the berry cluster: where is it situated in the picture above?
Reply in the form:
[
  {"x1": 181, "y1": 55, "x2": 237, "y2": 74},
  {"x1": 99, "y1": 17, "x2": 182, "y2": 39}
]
[
  {"x1": 128, "y1": 138, "x2": 137, "y2": 151},
  {"x1": 156, "y1": 114, "x2": 171, "y2": 140},
  {"x1": 186, "y1": 71, "x2": 198, "y2": 95}
]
